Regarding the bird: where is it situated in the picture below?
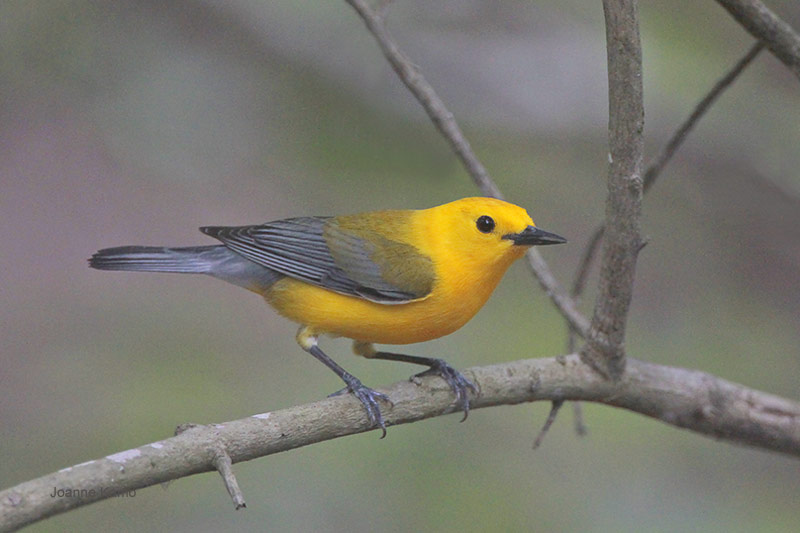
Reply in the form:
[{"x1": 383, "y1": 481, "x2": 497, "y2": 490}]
[{"x1": 89, "y1": 197, "x2": 566, "y2": 437}]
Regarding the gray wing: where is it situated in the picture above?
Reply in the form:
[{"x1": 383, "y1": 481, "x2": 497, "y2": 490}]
[{"x1": 200, "y1": 217, "x2": 424, "y2": 303}]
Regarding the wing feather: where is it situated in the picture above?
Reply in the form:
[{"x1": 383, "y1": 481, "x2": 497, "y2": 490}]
[{"x1": 200, "y1": 217, "x2": 431, "y2": 303}]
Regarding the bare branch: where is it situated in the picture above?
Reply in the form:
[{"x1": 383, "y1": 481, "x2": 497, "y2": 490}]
[
  {"x1": 643, "y1": 41, "x2": 764, "y2": 192},
  {"x1": 345, "y1": 0, "x2": 500, "y2": 198},
  {"x1": 533, "y1": 399, "x2": 565, "y2": 449},
  {"x1": 581, "y1": 0, "x2": 645, "y2": 379},
  {"x1": 212, "y1": 448, "x2": 246, "y2": 510},
  {"x1": 716, "y1": 0, "x2": 800, "y2": 79},
  {"x1": 570, "y1": 42, "x2": 763, "y2": 320},
  {"x1": 3, "y1": 354, "x2": 799, "y2": 530},
  {"x1": 344, "y1": 0, "x2": 589, "y2": 336}
]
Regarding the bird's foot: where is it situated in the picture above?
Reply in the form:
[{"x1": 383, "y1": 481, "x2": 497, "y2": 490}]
[
  {"x1": 412, "y1": 359, "x2": 479, "y2": 421},
  {"x1": 329, "y1": 378, "x2": 391, "y2": 438}
]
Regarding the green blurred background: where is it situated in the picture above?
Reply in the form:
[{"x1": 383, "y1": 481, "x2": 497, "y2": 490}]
[{"x1": 2, "y1": 1, "x2": 799, "y2": 531}]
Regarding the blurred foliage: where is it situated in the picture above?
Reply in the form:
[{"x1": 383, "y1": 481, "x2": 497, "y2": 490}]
[{"x1": 1, "y1": 1, "x2": 799, "y2": 532}]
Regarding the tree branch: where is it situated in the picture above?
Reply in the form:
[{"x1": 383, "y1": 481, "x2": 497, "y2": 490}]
[
  {"x1": 344, "y1": 0, "x2": 500, "y2": 198},
  {"x1": 643, "y1": 41, "x2": 764, "y2": 193},
  {"x1": 715, "y1": 0, "x2": 800, "y2": 79},
  {"x1": 580, "y1": 0, "x2": 645, "y2": 379},
  {"x1": 570, "y1": 41, "x2": 763, "y2": 328},
  {"x1": 3, "y1": 354, "x2": 799, "y2": 531}
]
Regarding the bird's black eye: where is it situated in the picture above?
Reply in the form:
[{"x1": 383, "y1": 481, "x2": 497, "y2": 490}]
[{"x1": 476, "y1": 215, "x2": 495, "y2": 234}]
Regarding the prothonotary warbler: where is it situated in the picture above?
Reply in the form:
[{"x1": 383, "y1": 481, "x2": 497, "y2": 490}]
[{"x1": 89, "y1": 197, "x2": 566, "y2": 436}]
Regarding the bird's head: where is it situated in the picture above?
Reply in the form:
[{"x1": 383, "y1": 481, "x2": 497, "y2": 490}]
[{"x1": 431, "y1": 197, "x2": 566, "y2": 268}]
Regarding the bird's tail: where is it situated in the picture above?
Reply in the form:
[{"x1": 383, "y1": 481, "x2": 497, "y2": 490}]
[{"x1": 88, "y1": 245, "x2": 228, "y2": 274}]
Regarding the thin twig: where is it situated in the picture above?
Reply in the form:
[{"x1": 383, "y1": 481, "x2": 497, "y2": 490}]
[
  {"x1": 715, "y1": 0, "x2": 800, "y2": 80},
  {"x1": 533, "y1": 399, "x2": 565, "y2": 449},
  {"x1": 4, "y1": 354, "x2": 800, "y2": 530},
  {"x1": 344, "y1": 0, "x2": 589, "y2": 336},
  {"x1": 345, "y1": 0, "x2": 501, "y2": 198},
  {"x1": 644, "y1": 41, "x2": 764, "y2": 192},
  {"x1": 213, "y1": 448, "x2": 246, "y2": 510}
]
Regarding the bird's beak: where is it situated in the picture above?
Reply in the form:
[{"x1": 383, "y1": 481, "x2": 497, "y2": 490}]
[{"x1": 503, "y1": 226, "x2": 567, "y2": 246}]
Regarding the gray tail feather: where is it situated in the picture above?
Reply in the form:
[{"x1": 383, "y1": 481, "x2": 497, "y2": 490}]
[{"x1": 88, "y1": 245, "x2": 228, "y2": 274}]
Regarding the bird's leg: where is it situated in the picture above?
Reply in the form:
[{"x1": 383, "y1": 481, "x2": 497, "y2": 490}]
[
  {"x1": 297, "y1": 328, "x2": 390, "y2": 438},
  {"x1": 353, "y1": 341, "x2": 479, "y2": 422}
]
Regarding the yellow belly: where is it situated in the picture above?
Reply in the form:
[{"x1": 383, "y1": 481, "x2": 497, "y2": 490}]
[{"x1": 263, "y1": 274, "x2": 501, "y2": 345}]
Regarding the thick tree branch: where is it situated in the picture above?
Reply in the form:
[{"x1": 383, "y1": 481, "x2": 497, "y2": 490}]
[
  {"x1": 715, "y1": 0, "x2": 800, "y2": 79},
  {"x1": 581, "y1": 0, "x2": 645, "y2": 379},
  {"x1": 3, "y1": 354, "x2": 799, "y2": 531},
  {"x1": 345, "y1": 0, "x2": 589, "y2": 338}
]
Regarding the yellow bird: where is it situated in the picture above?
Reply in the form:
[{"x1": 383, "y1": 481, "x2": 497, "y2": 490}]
[{"x1": 90, "y1": 197, "x2": 565, "y2": 436}]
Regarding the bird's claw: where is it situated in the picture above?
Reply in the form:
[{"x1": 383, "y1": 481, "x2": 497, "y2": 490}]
[
  {"x1": 412, "y1": 359, "x2": 479, "y2": 421},
  {"x1": 330, "y1": 379, "x2": 391, "y2": 438}
]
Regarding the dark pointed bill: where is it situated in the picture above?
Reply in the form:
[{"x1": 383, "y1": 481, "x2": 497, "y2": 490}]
[{"x1": 503, "y1": 226, "x2": 567, "y2": 246}]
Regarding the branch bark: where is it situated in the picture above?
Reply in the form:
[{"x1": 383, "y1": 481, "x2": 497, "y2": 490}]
[
  {"x1": 580, "y1": 0, "x2": 645, "y2": 379},
  {"x1": 3, "y1": 354, "x2": 799, "y2": 531},
  {"x1": 715, "y1": 0, "x2": 800, "y2": 79}
]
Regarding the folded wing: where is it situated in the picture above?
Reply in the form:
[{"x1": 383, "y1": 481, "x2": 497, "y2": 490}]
[{"x1": 201, "y1": 217, "x2": 433, "y2": 304}]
